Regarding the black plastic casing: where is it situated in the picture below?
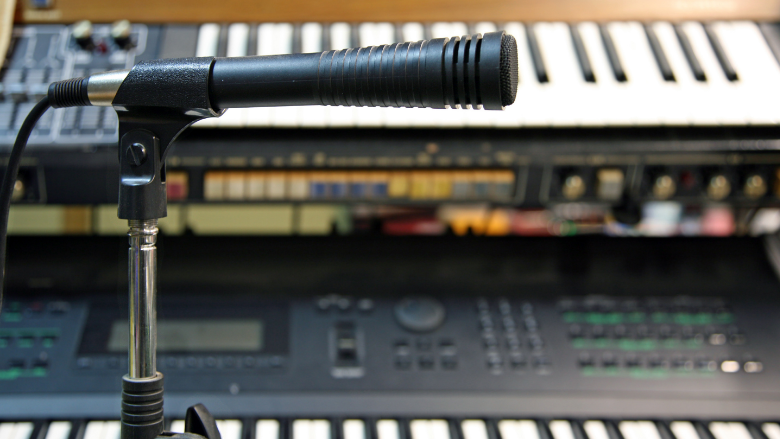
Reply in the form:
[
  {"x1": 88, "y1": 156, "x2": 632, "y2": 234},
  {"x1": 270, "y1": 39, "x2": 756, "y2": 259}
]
[{"x1": 209, "y1": 31, "x2": 514, "y2": 111}]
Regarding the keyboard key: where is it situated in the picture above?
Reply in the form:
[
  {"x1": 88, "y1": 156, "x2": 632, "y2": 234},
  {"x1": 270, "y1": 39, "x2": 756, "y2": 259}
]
[
  {"x1": 550, "y1": 421, "x2": 576, "y2": 439},
  {"x1": 644, "y1": 23, "x2": 675, "y2": 81},
  {"x1": 196, "y1": 23, "x2": 220, "y2": 57},
  {"x1": 359, "y1": 22, "x2": 395, "y2": 46},
  {"x1": 474, "y1": 22, "x2": 497, "y2": 35},
  {"x1": 763, "y1": 424, "x2": 780, "y2": 439},
  {"x1": 103, "y1": 422, "x2": 121, "y2": 439},
  {"x1": 670, "y1": 422, "x2": 701, "y2": 439},
  {"x1": 402, "y1": 23, "x2": 425, "y2": 41},
  {"x1": 227, "y1": 23, "x2": 250, "y2": 57},
  {"x1": 703, "y1": 24, "x2": 738, "y2": 81},
  {"x1": 709, "y1": 423, "x2": 752, "y2": 439},
  {"x1": 674, "y1": 24, "x2": 706, "y2": 81},
  {"x1": 257, "y1": 420, "x2": 280, "y2": 439},
  {"x1": 216, "y1": 420, "x2": 242, "y2": 439},
  {"x1": 330, "y1": 23, "x2": 352, "y2": 50},
  {"x1": 535, "y1": 22, "x2": 587, "y2": 125},
  {"x1": 583, "y1": 421, "x2": 610, "y2": 439},
  {"x1": 344, "y1": 420, "x2": 366, "y2": 439},
  {"x1": 578, "y1": 22, "x2": 631, "y2": 126},
  {"x1": 301, "y1": 23, "x2": 323, "y2": 53},
  {"x1": 44, "y1": 423, "x2": 71, "y2": 439},
  {"x1": 570, "y1": 24, "x2": 596, "y2": 82},
  {"x1": 258, "y1": 23, "x2": 294, "y2": 55},
  {"x1": 525, "y1": 24, "x2": 549, "y2": 83},
  {"x1": 599, "y1": 24, "x2": 627, "y2": 82},
  {"x1": 498, "y1": 420, "x2": 541, "y2": 439},
  {"x1": 462, "y1": 420, "x2": 489, "y2": 439},
  {"x1": 170, "y1": 421, "x2": 185, "y2": 433},
  {"x1": 377, "y1": 421, "x2": 401, "y2": 439}
]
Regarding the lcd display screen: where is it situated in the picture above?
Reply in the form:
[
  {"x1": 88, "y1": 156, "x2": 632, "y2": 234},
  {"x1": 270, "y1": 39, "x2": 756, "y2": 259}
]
[{"x1": 107, "y1": 319, "x2": 263, "y2": 352}]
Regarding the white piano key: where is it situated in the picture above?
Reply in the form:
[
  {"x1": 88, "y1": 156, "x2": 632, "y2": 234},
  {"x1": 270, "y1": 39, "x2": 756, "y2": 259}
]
[
  {"x1": 712, "y1": 21, "x2": 780, "y2": 123},
  {"x1": 681, "y1": 21, "x2": 744, "y2": 125},
  {"x1": 462, "y1": 420, "x2": 489, "y2": 439},
  {"x1": 257, "y1": 420, "x2": 280, "y2": 439},
  {"x1": 550, "y1": 421, "x2": 576, "y2": 439},
  {"x1": 216, "y1": 420, "x2": 242, "y2": 439},
  {"x1": 196, "y1": 23, "x2": 220, "y2": 57},
  {"x1": 299, "y1": 106, "x2": 328, "y2": 127},
  {"x1": 764, "y1": 424, "x2": 780, "y2": 439},
  {"x1": 450, "y1": 23, "x2": 469, "y2": 37},
  {"x1": 9, "y1": 424, "x2": 33, "y2": 439},
  {"x1": 403, "y1": 23, "x2": 425, "y2": 42},
  {"x1": 45, "y1": 422, "x2": 71, "y2": 439},
  {"x1": 227, "y1": 23, "x2": 250, "y2": 57},
  {"x1": 498, "y1": 421, "x2": 520, "y2": 439},
  {"x1": 327, "y1": 106, "x2": 356, "y2": 127},
  {"x1": 619, "y1": 422, "x2": 643, "y2": 439},
  {"x1": 272, "y1": 107, "x2": 301, "y2": 127},
  {"x1": 83, "y1": 422, "x2": 105, "y2": 439},
  {"x1": 474, "y1": 22, "x2": 497, "y2": 35},
  {"x1": 294, "y1": 420, "x2": 312, "y2": 439},
  {"x1": 344, "y1": 420, "x2": 366, "y2": 439},
  {"x1": 246, "y1": 107, "x2": 272, "y2": 127},
  {"x1": 258, "y1": 23, "x2": 294, "y2": 55},
  {"x1": 431, "y1": 23, "x2": 453, "y2": 39},
  {"x1": 311, "y1": 420, "x2": 331, "y2": 439},
  {"x1": 330, "y1": 23, "x2": 352, "y2": 50},
  {"x1": 534, "y1": 22, "x2": 587, "y2": 126},
  {"x1": 356, "y1": 106, "x2": 385, "y2": 127},
  {"x1": 578, "y1": 22, "x2": 631, "y2": 126},
  {"x1": 170, "y1": 421, "x2": 185, "y2": 433},
  {"x1": 430, "y1": 420, "x2": 450, "y2": 439},
  {"x1": 636, "y1": 422, "x2": 662, "y2": 439},
  {"x1": 0, "y1": 424, "x2": 15, "y2": 439},
  {"x1": 102, "y1": 422, "x2": 121, "y2": 439},
  {"x1": 670, "y1": 422, "x2": 701, "y2": 439},
  {"x1": 583, "y1": 421, "x2": 610, "y2": 439},
  {"x1": 710, "y1": 423, "x2": 733, "y2": 439},
  {"x1": 301, "y1": 23, "x2": 323, "y2": 53},
  {"x1": 360, "y1": 22, "x2": 395, "y2": 46},
  {"x1": 517, "y1": 420, "x2": 541, "y2": 439},
  {"x1": 607, "y1": 22, "x2": 665, "y2": 125},
  {"x1": 377, "y1": 420, "x2": 401, "y2": 439},
  {"x1": 652, "y1": 21, "x2": 698, "y2": 124},
  {"x1": 218, "y1": 108, "x2": 247, "y2": 127}
]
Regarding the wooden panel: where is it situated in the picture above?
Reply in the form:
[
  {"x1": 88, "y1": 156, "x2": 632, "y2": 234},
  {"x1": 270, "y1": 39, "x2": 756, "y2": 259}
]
[{"x1": 17, "y1": 0, "x2": 780, "y2": 24}]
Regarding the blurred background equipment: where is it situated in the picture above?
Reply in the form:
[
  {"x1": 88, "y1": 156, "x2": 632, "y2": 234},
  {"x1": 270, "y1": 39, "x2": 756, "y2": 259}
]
[{"x1": 5, "y1": 1, "x2": 780, "y2": 439}]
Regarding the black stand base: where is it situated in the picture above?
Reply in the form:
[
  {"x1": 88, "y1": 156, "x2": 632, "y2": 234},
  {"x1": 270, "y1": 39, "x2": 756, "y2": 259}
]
[{"x1": 121, "y1": 372, "x2": 165, "y2": 439}]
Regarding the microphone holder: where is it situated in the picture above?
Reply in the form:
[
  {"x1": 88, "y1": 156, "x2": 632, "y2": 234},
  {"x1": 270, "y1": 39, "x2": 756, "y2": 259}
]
[{"x1": 116, "y1": 106, "x2": 221, "y2": 439}]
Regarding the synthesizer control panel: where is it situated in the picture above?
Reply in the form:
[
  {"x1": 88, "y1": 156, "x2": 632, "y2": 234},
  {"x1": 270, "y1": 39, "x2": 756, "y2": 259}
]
[{"x1": 0, "y1": 293, "x2": 777, "y2": 419}]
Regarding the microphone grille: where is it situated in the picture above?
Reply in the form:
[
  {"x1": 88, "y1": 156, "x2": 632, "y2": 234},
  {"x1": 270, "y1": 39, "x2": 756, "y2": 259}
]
[{"x1": 499, "y1": 33, "x2": 519, "y2": 107}]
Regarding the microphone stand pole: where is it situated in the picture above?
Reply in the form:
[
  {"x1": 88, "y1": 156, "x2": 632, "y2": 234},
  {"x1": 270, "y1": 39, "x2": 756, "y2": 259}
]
[{"x1": 115, "y1": 105, "x2": 222, "y2": 439}]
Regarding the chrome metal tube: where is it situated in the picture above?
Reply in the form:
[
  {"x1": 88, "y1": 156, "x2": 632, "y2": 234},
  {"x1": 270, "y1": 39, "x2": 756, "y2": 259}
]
[{"x1": 127, "y1": 219, "x2": 158, "y2": 379}]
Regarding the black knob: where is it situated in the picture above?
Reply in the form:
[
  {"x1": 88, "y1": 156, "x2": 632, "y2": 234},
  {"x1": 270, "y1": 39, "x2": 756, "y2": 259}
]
[{"x1": 394, "y1": 296, "x2": 446, "y2": 333}]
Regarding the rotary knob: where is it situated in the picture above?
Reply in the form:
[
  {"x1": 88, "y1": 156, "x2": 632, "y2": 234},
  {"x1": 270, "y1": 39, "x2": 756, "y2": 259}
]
[
  {"x1": 394, "y1": 296, "x2": 446, "y2": 333},
  {"x1": 72, "y1": 20, "x2": 94, "y2": 50}
]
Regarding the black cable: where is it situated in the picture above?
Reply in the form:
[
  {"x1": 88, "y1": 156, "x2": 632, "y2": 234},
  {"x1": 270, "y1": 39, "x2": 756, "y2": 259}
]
[{"x1": 0, "y1": 96, "x2": 51, "y2": 315}]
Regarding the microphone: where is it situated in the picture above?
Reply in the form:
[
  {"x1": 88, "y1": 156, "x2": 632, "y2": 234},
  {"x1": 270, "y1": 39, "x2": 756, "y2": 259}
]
[{"x1": 47, "y1": 31, "x2": 518, "y2": 113}]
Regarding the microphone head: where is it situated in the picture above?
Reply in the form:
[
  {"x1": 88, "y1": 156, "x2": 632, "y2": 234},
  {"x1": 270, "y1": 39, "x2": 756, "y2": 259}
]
[{"x1": 500, "y1": 33, "x2": 519, "y2": 107}]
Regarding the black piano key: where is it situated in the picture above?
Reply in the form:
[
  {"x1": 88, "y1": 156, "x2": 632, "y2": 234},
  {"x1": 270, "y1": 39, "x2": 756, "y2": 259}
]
[
  {"x1": 570, "y1": 25, "x2": 596, "y2": 82},
  {"x1": 654, "y1": 421, "x2": 677, "y2": 439},
  {"x1": 69, "y1": 420, "x2": 86, "y2": 439},
  {"x1": 603, "y1": 421, "x2": 625, "y2": 439},
  {"x1": 292, "y1": 24, "x2": 303, "y2": 54},
  {"x1": 247, "y1": 24, "x2": 259, "y2": 56},
  {"x1": 598, "y1": 24, "x2": 627, "y2": 82},
  {"x1": 485, "y1": 420, "x2": 502, "y2": 439},
  {"x1": 351, "y1": 24, "x2": 360, "y2": 48},
  {"x1": 570, "y1": 421, "x2": 590, "y2": 439},
  {"x1": 216, "y1": 25, "x2": 229, "y2": 58},
  {"x1": 759, "y1": 23, "x2": 780, "y2": 67},
  {"x1": 30, "y1": 421, "x2": 47, "y2": 439},
  {"x1": 644, "y1": 23, "x2": 676, "y2": 81},
  {"x1": 693, "y1": 422, "x2": 716, "y2": 439},
  {"x1": 745, "y1": 422, "x2": 770, "y2": 439},
  {"x1": 525, "y1": 24, "x2": 550, "y2": 83},
  {"x1": 703, "y1": 23, "x2": 738, "y2": 81},
  {"x1": 243, "y1": 418, "x2": 255, "y2": 439},
  {"x1": 674, "y1": 24, "x2": 707, "y2": 81}
]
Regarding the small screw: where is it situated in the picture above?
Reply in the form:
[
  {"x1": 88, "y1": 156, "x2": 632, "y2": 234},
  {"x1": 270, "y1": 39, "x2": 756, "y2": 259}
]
[{"x1": 127, "y1": 142, "x2": 147, "y2": 166}]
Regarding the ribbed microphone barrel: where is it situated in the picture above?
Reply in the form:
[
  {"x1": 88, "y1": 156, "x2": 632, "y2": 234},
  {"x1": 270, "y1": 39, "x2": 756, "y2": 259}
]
[{"x1": 209, "y1": 31, "x2": 518, "y2": 111}]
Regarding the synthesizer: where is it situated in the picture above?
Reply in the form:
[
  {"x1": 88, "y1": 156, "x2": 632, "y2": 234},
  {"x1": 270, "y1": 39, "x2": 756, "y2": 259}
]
[{"x1": 3, "y1": 22, "x2": 780, "y2": 213}]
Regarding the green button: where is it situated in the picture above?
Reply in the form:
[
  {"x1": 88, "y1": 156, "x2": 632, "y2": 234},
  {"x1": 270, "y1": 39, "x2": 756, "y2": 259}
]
[
  {"x1": 626, "y1": 312, "x2": 646, "y2": 323},
  {"x1": 2, "y1": 313, "x2": 21, "y2": 323},
  {"x1": 673, "y1": 313, "x2": 695, "y2": 325},
  {"x1": 563, "y1": 312, "x2": 583, "y2": 323},
  {"x1": 692, "y1": 313, "x2": 713, "y2": 325},
  {"x1": 716, "y1": 313, "x2": 734, "y2": 324},
  {"x1": 652, "y1": 312, "x2": 670, "y2": 324},
  {"x1": 572, "y1": 338, "x2": 588, "y2": 349}
]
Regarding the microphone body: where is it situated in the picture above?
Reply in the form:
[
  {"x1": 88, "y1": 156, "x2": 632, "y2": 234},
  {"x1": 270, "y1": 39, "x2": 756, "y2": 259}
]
[{"x1": 48, "y1": 31, "x2": 518, "y2": 112}]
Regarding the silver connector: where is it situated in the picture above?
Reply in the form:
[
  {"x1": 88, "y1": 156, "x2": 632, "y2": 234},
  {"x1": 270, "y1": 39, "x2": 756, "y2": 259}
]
[
  {"x1": 87, "y1": 69, "x2": 130, "y2": 106},
  {"x1": 127, "y1": 219, "x2": 158, "y2": 379}
]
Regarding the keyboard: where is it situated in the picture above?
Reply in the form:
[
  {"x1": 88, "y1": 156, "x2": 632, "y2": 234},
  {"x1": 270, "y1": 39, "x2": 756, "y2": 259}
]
[
  {"x1": 4, "y1": 419, "x2": 780, "y2": 439},
  {"x1": 179, "y1": 20, "x2": 780, "y2": 128}
]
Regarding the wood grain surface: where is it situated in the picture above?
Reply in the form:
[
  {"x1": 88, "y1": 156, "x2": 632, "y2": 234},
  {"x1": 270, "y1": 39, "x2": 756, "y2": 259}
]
[{"x1": 16, "y1": 0, "x2": 780, "y2": 24}]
